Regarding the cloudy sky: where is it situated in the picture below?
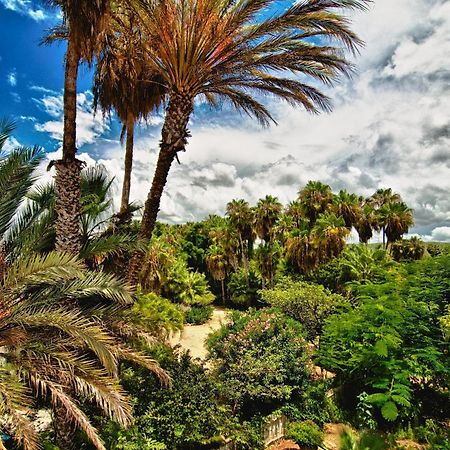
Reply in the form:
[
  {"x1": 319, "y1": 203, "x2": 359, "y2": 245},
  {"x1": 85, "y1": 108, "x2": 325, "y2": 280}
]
[{"x1": 1, "y1": 0, "x2": 450, "y2": 241}]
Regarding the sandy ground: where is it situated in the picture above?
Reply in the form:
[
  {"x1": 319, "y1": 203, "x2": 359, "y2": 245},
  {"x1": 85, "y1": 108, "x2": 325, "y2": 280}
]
[{"x1": 169, "y1": 308, "x2": 230, "y2": 360}]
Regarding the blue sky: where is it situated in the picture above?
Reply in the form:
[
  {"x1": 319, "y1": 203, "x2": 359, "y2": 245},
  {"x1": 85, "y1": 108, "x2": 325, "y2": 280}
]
[{"x1": 1, "y1": 0, "x2": 450, "y2": 241}]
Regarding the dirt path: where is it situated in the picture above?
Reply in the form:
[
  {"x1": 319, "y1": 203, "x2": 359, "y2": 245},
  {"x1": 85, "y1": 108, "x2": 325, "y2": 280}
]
[{"x1": 169, "y1": 308, "x2": 230, "y2": 360}]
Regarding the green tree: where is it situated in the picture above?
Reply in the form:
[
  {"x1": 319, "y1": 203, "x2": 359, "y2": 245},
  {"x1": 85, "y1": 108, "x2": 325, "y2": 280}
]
[
  {"x1": 254, "y1": 195, "x2": 283, "y2": 286},
  {"x1": 368, "y1": 188, "x2": 404, "y2": 247},
  {"x1": 0, "y1": 129, "x2": 167, "y2": 450},
  {"x1": 8, "y1": 165, "x2": 141, "y2": 271},
  {"x1": 318, "y1": 270, "x2": 450, "y2": 425},
  {"x1": 339, "y1": 245, "x2": 395, "y2": 285},
  {"x1": 127, "y1": 0, "x2": 369, "y2": 282}
]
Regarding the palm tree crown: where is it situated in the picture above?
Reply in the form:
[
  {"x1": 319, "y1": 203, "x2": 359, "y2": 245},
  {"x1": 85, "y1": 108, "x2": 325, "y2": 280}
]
[{"x1": 127, "y1": 0, "x2": 369, "y2": 281}]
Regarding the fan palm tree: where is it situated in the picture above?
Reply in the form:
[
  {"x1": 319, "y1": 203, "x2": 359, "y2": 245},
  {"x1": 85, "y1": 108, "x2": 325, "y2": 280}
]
[
  {"x1": 226, "y1": 199, "x2": 254, "y2": 275},
  {"x1": 333, "y1": 189, "x2": 362, "y2": 230},
  {"x1": 127, "y1": 0, "x2": 369, "y2": 283},
  {"x1": 93, "y1": 8, "x2": 166, "y2": 218},
  {"x1": 254, "y1": 195, "x2": 282, "y2": 285},
  {"x1": 206, "y1": 244, "x2": 228, "y2": 303},
  {"x1": 312, "y1": 211, "x2": 350, "y2": 260},
  {"x1": 286, "y1": 212, "x2": 349, "y2": 274},
  {"x1": 369, "y1": 189, "x2": 406, "y2": 247},
  {"x1": 285, "y1": 230, "x2": 318, "y2": 274},
  {"x1": 379, "y1": 202, "x2": 414, "y2": 246},
  {"x1": 285, "y1": 200, "x2": 306, "y2": 229},
  {"x1": 45, "y1": 0, "x2": 112, "y2": 254},
  {"x1": 355, "y1": 200, "x2": 377, "y2": 244},
  {"x1": 254, "y1": 195, "x2": 283, "y2": 244},
  {"x1": 298, "y1": 181, "x2": 334, "y2": 226}
]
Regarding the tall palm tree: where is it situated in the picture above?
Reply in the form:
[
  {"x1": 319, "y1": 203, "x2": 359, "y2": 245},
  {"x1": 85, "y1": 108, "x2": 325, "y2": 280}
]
[
  {"x1": 206, "y1": 244, "x2": 228, "y2": 303},
  {"x1": 333, "y1": 189, "x2": 361, "y2": 230},
  {"x1": 254, "y1": 195, "x2": 282, "y2": 286},
  {"x1": 254, "y1": 195, "x2": 283, "y2": 244},
  {"x1": 226, "y1": 199, "x2": 254, "y2": 274},
  {"x1": 286, "y1": 212, "x2": 349, "y2": 273},
  {"x1": 46, "y1": 0, "x2": 112, "y2": 254},
  {"x1": 285, "y1": 200, "x2": 306, "y2": 229},
  {"x1": 93, "y1": 8, "x2": 166, "y2": 218},
  {"x1": 355, "y1": 198, "x2": 377, "y2": 244},
  {"x1": 379, "y1": 202, "x2": 414, "y2": 246},
  {"x1": 369, "y1": 188, "x2": 404, "y2": 247},
  {"x1": 298, "y1": 180, "x2": 334, "y2": 226},
  {"x1": 127, "y1": 0, "x2": 369, "y2": 282},
  {"x1": 370, "y1": 188, "x2": 402, "y2": 209},
  {"x1": 312, "y1": 212, "x2": 350, "y2": 260}
]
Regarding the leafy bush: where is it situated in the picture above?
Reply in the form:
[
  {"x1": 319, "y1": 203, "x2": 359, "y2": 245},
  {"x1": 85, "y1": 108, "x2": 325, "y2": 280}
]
[
  {"x1": 130, "y1": 291, "x2": 184, "y2": 338},
  {"x1": 339, "y1": 245, "x2": 395, "y2": 285},
  {"x1": 260, "y1": 277, "x2": 349, "y2": 341},
  {"x1": 286, "y1": 420, "x2": 324, "y2": 449},
  {"x1": 228, "y1": 267, "x2": 262, "y2": 308},
  {"x1": 185, "y1": 305, "x2": 214, "y2": 325},
  {"x1": 101, "y1": 349, "x2": 232, "y2": 450},
  {"x1": 339, "y1": 430, "x2": 387, "y2": 450},
  {"x1": 413, "y1": 419, "x2": 450, "y2": 449},
  {"x1": 390, "y1": 238, "x2": 425, "y2": 261},
  {"x1": 427, "y1": 243, "x2": 450, "y2": 257},
  {"x1": 165, "y1": 262, "x2": 215, "y2": 306},
  {"x1": 318, "y1": 256, "x2": 450, "y2": 426},
  {"x1": 207, "y1": 308, "x2": 309, "y2": 415}
]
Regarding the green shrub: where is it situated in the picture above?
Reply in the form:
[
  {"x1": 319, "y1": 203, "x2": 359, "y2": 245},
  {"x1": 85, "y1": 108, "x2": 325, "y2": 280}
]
[
  {"x1": 228, "y1": 268, "x2": 262, "y2": 308},
  {"x1": 413, "y1": 420, "x2": 450, "y2": 449},
  {"x1": 260, "y1": 277, "x2": 349, "y2": 341},
  {"x1": 427, "y1": 243, "x2": 450, "y2": 257},
  {"x1": 130, "y1": 291, "x2": 184, "y2": 338},
  {"x1": 286, "y1": 420, "x2": 324, "y2": 449},
  {"x1": 101, "y1": 349, "x2": 231, "y2": 449},
  {"x1": 391, "y1": 238, "x2": 425, "y2": 261},
  {"x1": 207, "y1": 308, "x2": 308, "y2": 415},
  {"x1": 339, "y1": 430, "x2": 387, "y2": 450},
  {"x1": 185, "y1": 305, "x2": 214, "y2": 325}
]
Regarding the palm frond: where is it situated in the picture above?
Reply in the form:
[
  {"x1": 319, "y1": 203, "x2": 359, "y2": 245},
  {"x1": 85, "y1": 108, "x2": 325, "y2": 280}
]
[
  {"x1": 0, "y1": 118, "x2": 16, "y2": 150},
  {"x1": 0, "y1": 146, "x2": 44, "y2": 238}
]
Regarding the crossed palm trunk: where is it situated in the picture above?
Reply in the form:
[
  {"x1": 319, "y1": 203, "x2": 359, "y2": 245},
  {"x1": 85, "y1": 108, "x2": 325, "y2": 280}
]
[{"x1": 127, "y1": 91, "x2": 193, "y2": 284}]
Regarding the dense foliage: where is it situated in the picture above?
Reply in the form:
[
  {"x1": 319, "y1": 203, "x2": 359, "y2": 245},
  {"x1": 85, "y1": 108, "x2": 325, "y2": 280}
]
[{"x1": 207, "y1": 309, "x2": 309, "y2": 415}]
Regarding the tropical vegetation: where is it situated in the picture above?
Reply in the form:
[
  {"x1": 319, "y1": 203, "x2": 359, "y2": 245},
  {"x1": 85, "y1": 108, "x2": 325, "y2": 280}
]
[{"x1": 1, "y1": 0, "x2": 449, "y2": 449}]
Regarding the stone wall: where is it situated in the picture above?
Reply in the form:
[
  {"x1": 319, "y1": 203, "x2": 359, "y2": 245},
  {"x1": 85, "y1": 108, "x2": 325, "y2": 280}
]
[{"x1": 218, "y1": 415, "x2": 287, "y2": 449}]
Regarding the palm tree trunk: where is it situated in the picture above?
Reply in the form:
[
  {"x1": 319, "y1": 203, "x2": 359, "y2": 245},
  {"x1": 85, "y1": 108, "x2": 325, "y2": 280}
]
[
  {"x1": 54, "y1": 35, "x2": 82, "y2": 255},
  {"x1": 120, "y1": 113, "x2": 135, "y2": 215},
  {"x1": 53, "y1": 403, "x2": 76, "y2": 450},
  {"x1": 127, "y1": 91, "x2": 193, "y2": 284}
]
